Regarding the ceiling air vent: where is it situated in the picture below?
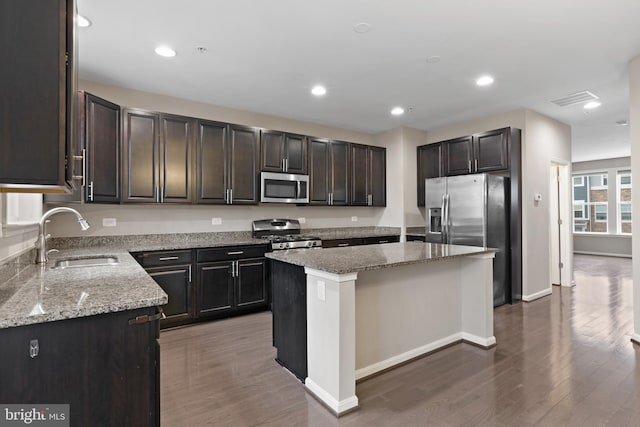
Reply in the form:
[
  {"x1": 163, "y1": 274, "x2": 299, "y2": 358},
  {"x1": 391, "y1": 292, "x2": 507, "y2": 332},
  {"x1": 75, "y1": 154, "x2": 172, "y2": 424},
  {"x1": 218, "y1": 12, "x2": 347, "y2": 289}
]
[{"x1": 550, "y1": 91, "x2": 599, "y2": 107}]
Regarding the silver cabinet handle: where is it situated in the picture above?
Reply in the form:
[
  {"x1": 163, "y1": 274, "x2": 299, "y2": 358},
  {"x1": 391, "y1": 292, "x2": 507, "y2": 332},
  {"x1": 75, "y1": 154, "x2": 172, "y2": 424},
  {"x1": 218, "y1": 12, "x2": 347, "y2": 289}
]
[
  {"x1": 155, "y1": 186, "x2": 159, "y2": 203},
  {"x1": 285, "y1": 158, "x2": 289, "y2": 172},
  {"x1": 229, "y1": 188, "x2": 233, "y2": 204},
  {"x1": 227, "y1": 251, "x2": 244, "y2": 255},
  {"x1": 158, "y1": 256, "x2": 179, "y2": 261},
  {"x1": 468, "y1": 160, "x2": 471, "y2": 173},
  {"x1": 88, "y1": 180, "x2": 94, "y2": 201},
  {"x1": 282, "y1": 158, "x2": 285, "y2": 171},
  {"x1": 161, "y1": 187, "x2": 164, "y2": 203},
  {"x1": 71, "y1": 148, "x2": 86, "y2": 186},
  {"x1": 188, "y1": 265, "x2": 192, "y2": 283},
  {"x1": 367, "y1": 194, "x2": 372, "y2": 206},
  {"x1": 475, "y1": 159, "x2": 478, "y2": 171},
  {"x1": 379, "y1": 240, "x2": 389, "y2": 244},
  {"x1": 338, "y1": 243, "x2": 349, "y2": 247}
]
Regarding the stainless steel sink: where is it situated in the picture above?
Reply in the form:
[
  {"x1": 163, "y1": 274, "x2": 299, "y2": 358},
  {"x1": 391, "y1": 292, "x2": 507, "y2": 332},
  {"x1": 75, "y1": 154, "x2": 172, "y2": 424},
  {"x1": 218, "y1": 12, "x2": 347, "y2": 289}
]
[{"x1": 51, "y1": 256, "x2": 119, "y2": 269}]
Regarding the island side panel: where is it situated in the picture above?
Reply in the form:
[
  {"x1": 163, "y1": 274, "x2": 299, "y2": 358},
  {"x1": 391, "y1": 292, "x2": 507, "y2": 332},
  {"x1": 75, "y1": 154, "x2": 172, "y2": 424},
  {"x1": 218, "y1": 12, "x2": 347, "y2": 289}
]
[
  {"x1": 354, "y1": 259, "x2": 464, "y2": 379},
  {"x1": 460, "y1": 253, "x2": 496, "y2": 347},
  {"x1": 304, "y1": 269, "x2": 359, "y2": 415}
]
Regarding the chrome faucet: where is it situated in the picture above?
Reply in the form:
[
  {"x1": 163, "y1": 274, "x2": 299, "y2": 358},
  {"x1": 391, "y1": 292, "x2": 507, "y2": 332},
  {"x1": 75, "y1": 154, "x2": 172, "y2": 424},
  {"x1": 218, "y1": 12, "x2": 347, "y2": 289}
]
[{"x1": 35, "y1": 207, "x2": 90, "y2": 264}]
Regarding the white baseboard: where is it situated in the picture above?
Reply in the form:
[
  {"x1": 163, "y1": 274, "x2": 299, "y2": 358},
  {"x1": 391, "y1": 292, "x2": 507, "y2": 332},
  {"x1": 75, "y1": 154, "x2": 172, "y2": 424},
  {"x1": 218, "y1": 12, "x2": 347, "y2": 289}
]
[
  {"x1": 355, "y1": 333, "x2": 463, "y2": 380},
  {"x1": 522, "y1": 287, "x2": 552, "y2": 302},
  {"x1": 573, "y1": 251, "x2": 632, "y2": 258},
  {"x1": 461, "y1": 332, "x2": 496, "y2": 348},
  {"x1": 304, "y1": 378, "x2": 358, "y2": 416}
]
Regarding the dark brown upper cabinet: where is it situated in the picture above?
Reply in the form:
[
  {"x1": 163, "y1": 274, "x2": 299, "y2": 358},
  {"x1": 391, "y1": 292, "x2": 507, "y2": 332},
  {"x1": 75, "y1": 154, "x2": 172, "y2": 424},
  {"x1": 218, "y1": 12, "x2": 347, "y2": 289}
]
[
  {"x1": 350, "y1": 144, "x2": 386, "y2": 206},
  {"x1": 83, "y1": 92, "x2": 120, "y2": 203},
  {"x1": 261, "y1": 130, "x2": 307, "y2": 174},
  {"x1": 122, "y1": 109, "x2": 195, "y2": 203},
  {"x1": 196, "y1": 121, "x2": 259, "y2": 205},
  {"x1": 444, "y1": 128, "x2": 508, "y2": 176},
  {"x1": 0, "y1": 0, "x2": 76, "y2": 192},
  {"x1": 308, "y1": 138, "x2": 349, "y2": 206},
  {"x1": 417, "y1": 142, "x2": 443, "y2": 207}
]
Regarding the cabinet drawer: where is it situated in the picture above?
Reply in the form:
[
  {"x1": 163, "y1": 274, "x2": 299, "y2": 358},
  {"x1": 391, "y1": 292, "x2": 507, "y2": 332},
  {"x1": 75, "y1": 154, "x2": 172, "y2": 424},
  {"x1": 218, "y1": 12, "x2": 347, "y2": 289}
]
[
  {"x1": 135, "y1": 250, "x2": 193, "y2": 267},
  {"x1": 406, "y1": 235, "x2": 426, "y2": 242},
  {"x1": 197, "y1": 245, "x2": 269, "y2": 262},
  {"x1": 362, "y1": 235, "x2": 399, "y2": 245},
  {"x1": 322, "y1": 238, "x2": 364, "y2": 248}
]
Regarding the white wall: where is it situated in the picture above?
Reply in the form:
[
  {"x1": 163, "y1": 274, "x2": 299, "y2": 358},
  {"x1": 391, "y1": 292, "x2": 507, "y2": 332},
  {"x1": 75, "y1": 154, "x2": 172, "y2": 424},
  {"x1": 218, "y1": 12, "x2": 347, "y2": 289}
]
[
  {"x1": 572, "y1": 157, "x2": 632, "y2": 257},
  {"x1": 629, "y1": 55, "x2": 640, "y2": 342}
]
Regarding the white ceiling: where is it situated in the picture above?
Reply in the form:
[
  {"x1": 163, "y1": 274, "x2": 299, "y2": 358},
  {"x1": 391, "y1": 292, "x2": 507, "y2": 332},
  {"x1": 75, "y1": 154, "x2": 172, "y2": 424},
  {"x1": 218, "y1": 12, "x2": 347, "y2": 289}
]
[{"x1": 76, "y1": 0, "x2": 640, "y2": 162}]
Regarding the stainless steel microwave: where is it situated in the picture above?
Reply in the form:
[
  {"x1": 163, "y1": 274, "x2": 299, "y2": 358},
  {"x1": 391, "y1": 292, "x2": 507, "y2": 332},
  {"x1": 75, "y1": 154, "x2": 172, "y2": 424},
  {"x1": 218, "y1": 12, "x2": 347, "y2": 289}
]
[{"x1": 260, "y1": 172, "x2": 309, "y2": 204}]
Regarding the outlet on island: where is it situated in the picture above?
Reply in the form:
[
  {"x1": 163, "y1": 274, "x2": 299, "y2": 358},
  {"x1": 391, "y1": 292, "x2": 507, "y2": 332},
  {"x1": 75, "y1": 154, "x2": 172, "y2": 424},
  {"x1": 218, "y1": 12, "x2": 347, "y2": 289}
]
[
  {"x1": 351, "y1": 216, "x2": 358, "y2": 222},
  {"x1": 211, "y1": 218, "x2": 222, "y2": 225},
  {"x1": 102, "y1": 218, "x2": 117, "y2": 227}
]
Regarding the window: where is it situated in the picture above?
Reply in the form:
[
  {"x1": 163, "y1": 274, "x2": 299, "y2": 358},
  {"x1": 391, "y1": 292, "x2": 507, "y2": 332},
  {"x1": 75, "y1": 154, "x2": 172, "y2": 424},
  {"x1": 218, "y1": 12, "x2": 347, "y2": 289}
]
[
  {"x1": 618, "y1": 172, "x2": 632, "y2": 234},
  {"x1": 572, "y1": 173, "x2": 608, "y2": 233},
  {"x1": 594, "y1": 204, "x2": 607, "y2": 222}
]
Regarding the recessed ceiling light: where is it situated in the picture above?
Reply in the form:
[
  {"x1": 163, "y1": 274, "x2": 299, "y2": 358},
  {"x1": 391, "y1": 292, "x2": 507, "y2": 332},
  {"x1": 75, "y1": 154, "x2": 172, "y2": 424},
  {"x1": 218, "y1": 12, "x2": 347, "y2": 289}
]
[
  {"x1": 155, "y1": 46, "x2": 176, "y2": 58},
  {"x1": 426, "y1": 56, "x2": 441, "y2": 64},
  {"x1": 391, "y1": 107, "x2": 405, "y2": 116},
  {"x1": 76, "y1": 14, "x2": 91, "y2": 28},
  {"x1": 476, "y1": 75, "x2": 494, "y2": 86},
  {"x1": 616, "y1": 119, "x2": 629, "y2": 126},
  {"x1": 353, "y1": 22, "x2": 371, "y2": 34},
  {"x1": 311, "y1": 85, "x2": 327, "y2": 96},
  {"x1": 584, "y1": 101, "x2": 601, "y2": 110}
]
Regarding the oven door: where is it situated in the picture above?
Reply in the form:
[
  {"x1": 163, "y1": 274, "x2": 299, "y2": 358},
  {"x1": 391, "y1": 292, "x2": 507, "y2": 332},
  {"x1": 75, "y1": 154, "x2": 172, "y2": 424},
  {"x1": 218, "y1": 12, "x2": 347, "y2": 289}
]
[{"x1": 261, "y1": 172, "x2": 309, "y2": 203}]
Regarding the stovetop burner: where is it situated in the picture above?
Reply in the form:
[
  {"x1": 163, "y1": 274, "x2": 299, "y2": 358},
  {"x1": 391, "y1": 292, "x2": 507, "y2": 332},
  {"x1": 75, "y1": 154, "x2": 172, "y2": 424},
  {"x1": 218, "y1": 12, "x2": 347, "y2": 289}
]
[{"x1": 252, "y1": 219, "x2": 322, "y2": 250}]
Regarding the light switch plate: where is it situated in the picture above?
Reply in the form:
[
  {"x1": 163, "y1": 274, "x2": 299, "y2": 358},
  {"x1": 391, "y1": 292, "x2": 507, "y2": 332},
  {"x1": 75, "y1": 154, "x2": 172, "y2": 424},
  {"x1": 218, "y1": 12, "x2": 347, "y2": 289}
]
[
  {"x1": 351, "y1": 216, "x2": 358, "y2": 222},
  {"x1": 211, "y1": 217, "x2": 222, "y2": 225},
  {"x1": 298, "y1": 217, "x2": 306, "y2": 224},
  {"x1": 102, "y1": 218, "x2": 116, "y2": 227},
  {"x1": 317, "y1": 280, "x2": 326, "y2": 301}
]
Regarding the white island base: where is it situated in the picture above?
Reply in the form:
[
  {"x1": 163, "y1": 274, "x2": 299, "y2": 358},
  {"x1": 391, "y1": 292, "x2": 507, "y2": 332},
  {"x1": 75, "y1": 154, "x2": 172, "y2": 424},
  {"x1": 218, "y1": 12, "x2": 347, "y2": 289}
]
[{"x1": 303, "y1": 252, "x2": 496, "y2": 416}]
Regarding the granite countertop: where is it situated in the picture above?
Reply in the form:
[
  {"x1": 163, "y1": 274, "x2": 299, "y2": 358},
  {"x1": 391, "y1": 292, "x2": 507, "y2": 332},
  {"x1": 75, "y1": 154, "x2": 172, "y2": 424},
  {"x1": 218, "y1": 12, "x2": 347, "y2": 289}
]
[
  {"x1": 265, "y1": 241, "x2": 495, "y2": 274},
  {"x1": 0, "y1": 249, "x2": 167, "y2": 329}
]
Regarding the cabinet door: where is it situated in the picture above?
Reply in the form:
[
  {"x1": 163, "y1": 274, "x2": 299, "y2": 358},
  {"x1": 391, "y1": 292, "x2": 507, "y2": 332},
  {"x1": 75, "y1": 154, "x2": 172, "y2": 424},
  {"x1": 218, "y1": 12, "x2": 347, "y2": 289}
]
[
  {"x1": 474, "y1": 128, "x2": 509, "y2": 172},
  {"x1": 284, "y1": 133, "x2": 307, "y2": 174},
  {"x1": 369, "y1": 146, "x2": 386, "y2": 206},
  {"x1": 350, "y1": 144, "x2": 369, "y2": 206},
  {"x1": 261, "y1": 130, "x2": 285, "y2": 172},
  {"x1": 196, "y1": 120, "x2": 228, "y2": 204},
  {"x1": 160, "y1": 114, "x2": 194, "y2": 203},
  {"x1": 229, "y1": 124, "x2": 259, "y2": 204},
  {"x1": 330, "y1": 140, "x2": 350, "y2": 206},
  {"x1": 197, "y1": 261, "x2": 234, "y2": 315},
  {"x1": 417, "y1": 143, "x2": 442, "y2": 206},
  {"x1": 236, "y1": 258, "x2": 267, "y2": 308},
  {"x1": 146, "y1": 265, "x2": 192, "y2": 327},
  {"x1": 122, "y1": 109, "x2": 160, "y2": 202},
  {"x1": 308, "y1": 137, "x2": 330, "y2": 205},
  {"x1": 0, "y1": 0, "x2": 71, "y2": 189},
  {"x1": 444, "y1": 136, "x2": 473, "y2": 176},
  {"x1": 85, "y1": 93, "x2": 120, "y2": 203}
]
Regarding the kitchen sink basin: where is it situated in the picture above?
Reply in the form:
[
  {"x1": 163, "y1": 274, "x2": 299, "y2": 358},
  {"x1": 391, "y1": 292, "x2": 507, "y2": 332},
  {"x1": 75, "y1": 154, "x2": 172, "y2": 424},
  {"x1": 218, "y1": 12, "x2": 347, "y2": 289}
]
[{"x1": 51, "y1": 256, "x2": 119, "y2": 269}]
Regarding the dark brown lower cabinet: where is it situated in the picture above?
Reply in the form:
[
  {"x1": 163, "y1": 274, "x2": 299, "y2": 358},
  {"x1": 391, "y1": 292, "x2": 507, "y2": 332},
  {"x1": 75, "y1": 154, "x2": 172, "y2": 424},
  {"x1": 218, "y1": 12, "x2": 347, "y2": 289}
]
[
  {"x1": 196, "y1": 245, "x2": 269, "y2": 319},
  {"x1": 406, "y1": 234, "x2": 426, "y2": 242},
  {"x1": 0, "y1": 307, "x2": 161, "y2": 427},
  {"x1": 322, "y1": 235, "x2": 399, "y2": 248},
  {"x1": 133, "y1": 250, "x2": 193, "y2": 329}
]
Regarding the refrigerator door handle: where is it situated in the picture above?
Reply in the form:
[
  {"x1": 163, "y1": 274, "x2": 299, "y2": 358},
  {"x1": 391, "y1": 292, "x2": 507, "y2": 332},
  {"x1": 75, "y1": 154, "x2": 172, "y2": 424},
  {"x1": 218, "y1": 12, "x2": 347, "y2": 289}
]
[{"x1": 441, "y1": 194, "x2": 447, "y2": 243}]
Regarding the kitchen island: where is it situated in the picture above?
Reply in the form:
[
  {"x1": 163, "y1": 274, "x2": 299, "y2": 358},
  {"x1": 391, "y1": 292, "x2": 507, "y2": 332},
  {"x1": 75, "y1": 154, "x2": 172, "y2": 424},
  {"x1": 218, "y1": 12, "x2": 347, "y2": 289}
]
[{"x1": 267, "y1": 241, "x2": 496, "y2": 416}]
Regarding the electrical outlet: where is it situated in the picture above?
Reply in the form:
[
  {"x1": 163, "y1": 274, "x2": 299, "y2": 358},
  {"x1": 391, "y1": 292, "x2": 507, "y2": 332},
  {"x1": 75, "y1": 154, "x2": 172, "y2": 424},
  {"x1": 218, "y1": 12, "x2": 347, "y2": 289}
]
[
  {"x1": 317, "y1": 280, "x2": 326, "y2": 301},
  {"x1": 298, "y1": 217, "x2": 306, "y2": 224},
  {"x1": 351, "y1": 216, "x2": 358, "y2": 222},
  {"x1": 102, "y1": 218, "x2": 116, "y2": 227},
  {"x1": 211, "y1": 217, "x2": 222, "y2": 225}
]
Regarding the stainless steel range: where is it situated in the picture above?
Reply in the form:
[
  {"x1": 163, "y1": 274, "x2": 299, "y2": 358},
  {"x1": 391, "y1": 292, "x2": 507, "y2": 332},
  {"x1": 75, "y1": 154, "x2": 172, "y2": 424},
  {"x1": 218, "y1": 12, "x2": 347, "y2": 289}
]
[{"x1": 252, "y1": 219, "x2": 322, "y2": 250}]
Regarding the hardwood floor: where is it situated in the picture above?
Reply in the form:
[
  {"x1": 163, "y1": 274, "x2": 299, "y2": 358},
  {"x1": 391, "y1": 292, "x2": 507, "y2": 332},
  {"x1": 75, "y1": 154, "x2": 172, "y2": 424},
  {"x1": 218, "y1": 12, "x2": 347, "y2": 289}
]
[{"x1": 160, "y1": 254, "x2": 638, "y2": 426}]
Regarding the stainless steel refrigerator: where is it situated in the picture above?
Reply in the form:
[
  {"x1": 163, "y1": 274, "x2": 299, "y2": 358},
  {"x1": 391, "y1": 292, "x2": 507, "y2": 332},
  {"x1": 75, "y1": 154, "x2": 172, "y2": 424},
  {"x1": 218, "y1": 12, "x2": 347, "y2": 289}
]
[{"x1": 425, "y1": 173, "x2": 511, "y2": 307}]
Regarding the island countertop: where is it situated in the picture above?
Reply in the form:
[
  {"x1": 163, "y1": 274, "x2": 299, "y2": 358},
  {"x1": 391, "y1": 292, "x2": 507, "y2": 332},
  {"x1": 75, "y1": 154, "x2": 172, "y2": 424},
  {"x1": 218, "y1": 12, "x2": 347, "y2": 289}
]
[
  {"x1": 0, "y1": 249, "x2": 167, "y2": 329},
  {"x1": 265, "y1": 241, "x2": 495, "y2": 274}
]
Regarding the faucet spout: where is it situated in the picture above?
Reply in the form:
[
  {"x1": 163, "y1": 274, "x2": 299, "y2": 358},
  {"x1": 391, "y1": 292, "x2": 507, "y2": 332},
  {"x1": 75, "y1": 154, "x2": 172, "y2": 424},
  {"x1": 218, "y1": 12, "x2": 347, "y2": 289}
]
[{"x1": 35, "y1": 207, "x2": 91, "y2": 264}]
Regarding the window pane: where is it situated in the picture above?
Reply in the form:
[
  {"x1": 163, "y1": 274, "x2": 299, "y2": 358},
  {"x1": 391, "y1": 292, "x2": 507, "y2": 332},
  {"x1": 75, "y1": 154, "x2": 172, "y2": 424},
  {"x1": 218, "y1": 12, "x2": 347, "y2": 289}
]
[{"x1": 621, "y1": 175, "x2": 631, "y2": 185}]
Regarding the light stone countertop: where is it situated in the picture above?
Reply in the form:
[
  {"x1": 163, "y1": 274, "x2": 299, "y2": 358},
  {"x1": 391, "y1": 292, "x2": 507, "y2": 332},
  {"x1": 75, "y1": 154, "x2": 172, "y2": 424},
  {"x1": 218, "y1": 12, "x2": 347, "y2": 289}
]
[
  {"x1": 0, "y1": 248, "x2": 167, "y2": 329},
  {"x1": 265, "y1": 241, "x2": 495, "y2": 274}
]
